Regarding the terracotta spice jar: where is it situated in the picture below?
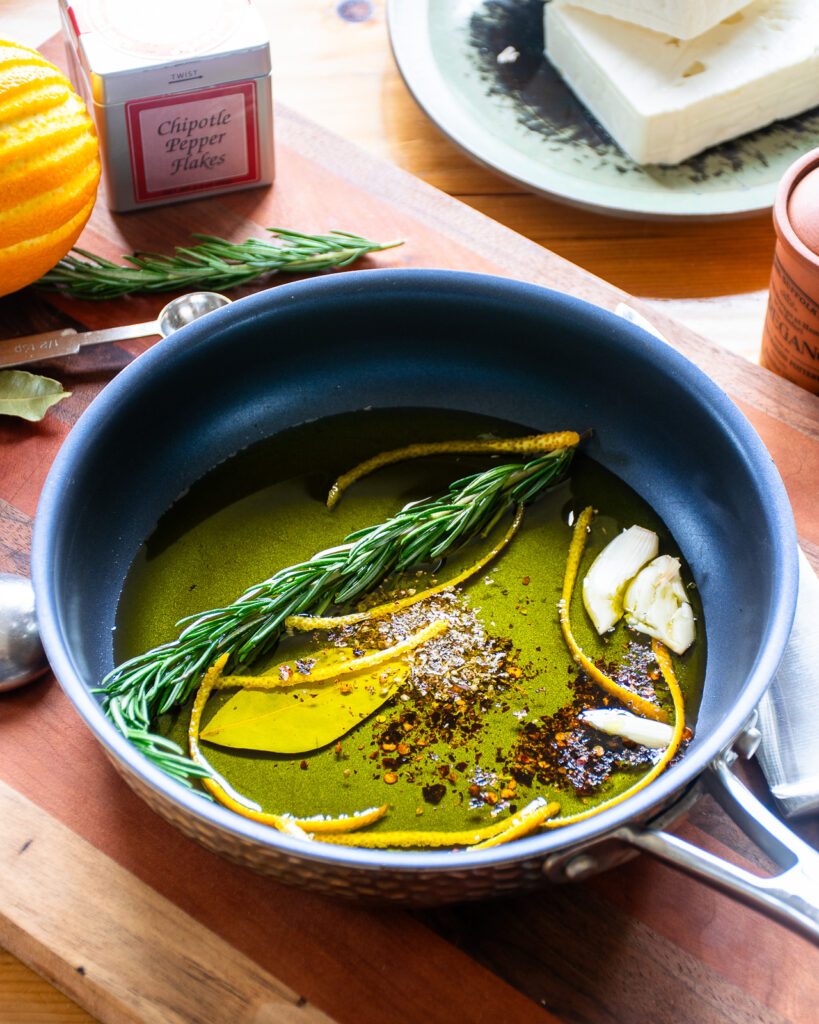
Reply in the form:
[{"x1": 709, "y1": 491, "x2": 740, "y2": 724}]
[{"x1": 762, "y1": 148, "x2": 819, "y2": 394}]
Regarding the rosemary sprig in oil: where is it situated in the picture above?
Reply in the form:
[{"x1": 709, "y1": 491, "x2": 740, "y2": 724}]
[
  {"x1": 100, "y1": 446, "x2": 576, "y2": 787},
  {"x1": 38, "y1": 229, "x2": 403, "y2": 300}
]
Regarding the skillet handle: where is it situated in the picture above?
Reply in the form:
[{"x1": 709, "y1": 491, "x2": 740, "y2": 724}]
[{"x1": 615, "y1": 754, "x2": 819, "y2": 943}]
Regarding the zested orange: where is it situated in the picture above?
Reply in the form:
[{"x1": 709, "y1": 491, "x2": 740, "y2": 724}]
[{"x1": 0, "y1": 40, "x2": 100, "y2": 298}]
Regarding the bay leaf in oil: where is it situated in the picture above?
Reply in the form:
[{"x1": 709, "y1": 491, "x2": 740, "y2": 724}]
[{"x1": 200, "y1": 647, "x2": 409, "y2": 754}]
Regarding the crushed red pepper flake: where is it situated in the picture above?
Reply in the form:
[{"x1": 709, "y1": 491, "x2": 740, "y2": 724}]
[
  {"x1": 323, "y1": 589, "x2": 526, "y2": 805},
  {"x1": 503, "y1": 642, "x2": 688, "y2": 795},
  {"x1": 284, "y1": 574, "x2": 691, "y2": 818},
  {"x1": 422, "y1": 783, "x2": 446, "y2": 804}
]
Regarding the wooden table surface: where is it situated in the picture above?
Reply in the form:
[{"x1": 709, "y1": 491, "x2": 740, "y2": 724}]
[{"x1": 0, "y1": 1, "x2": 796, "y2": 1020}]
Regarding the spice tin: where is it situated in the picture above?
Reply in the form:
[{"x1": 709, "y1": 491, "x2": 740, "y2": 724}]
[
  {"x1": 59, "y1": 0, "x2": 274, "y2": 212},
  {"x1": 762, "y1": 148, "x2": 819, "y2": 394}
]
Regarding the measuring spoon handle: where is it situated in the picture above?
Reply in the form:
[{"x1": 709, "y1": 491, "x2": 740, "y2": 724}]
[{"x1": 0, "y1": 321, "x2": 159, "y2": 370}]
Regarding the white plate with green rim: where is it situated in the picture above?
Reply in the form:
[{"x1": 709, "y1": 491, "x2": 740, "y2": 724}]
[{"x1": 386, "y1": 0, "x2": 819, "y2": 219}]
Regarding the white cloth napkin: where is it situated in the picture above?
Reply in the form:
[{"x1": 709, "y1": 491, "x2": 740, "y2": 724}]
[{"x1": 756, "y1": 549, "x2": 819, "y2": 818}]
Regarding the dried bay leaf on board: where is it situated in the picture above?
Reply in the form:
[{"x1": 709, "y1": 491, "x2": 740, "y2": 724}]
[
  {"x1": 200, "y1": 646, "x2": 409, "y2": 754},
  {"x1": 0, "y1": 369, "x2": 70, "y2": 421}
]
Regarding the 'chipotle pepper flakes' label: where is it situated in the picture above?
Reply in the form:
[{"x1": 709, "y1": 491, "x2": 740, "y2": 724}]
[
  {"x1": 762, "y1": 252, "x2": 819, "y2": 394},
  {"x1": 125, "y1": 81, "x2": 260, "y2": 203}
]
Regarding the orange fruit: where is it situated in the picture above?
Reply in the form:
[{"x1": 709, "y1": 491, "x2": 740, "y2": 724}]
[{"x1": 0, "y1": 40, "x2": 100, "y2": 298}]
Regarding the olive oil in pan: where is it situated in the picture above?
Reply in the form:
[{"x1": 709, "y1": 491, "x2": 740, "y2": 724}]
[{"x1": 115, "y1": 409, "x2": 705, "y2": 837}]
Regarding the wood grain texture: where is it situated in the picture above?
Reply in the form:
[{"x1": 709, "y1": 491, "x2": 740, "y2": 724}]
[
  {"x1": 424, "y1": 782, "x2": 819, "y2": 1024},
  {"x1": 0, "y1": 782, "x2": 337, "y2": 1024},
  {"x1": 0, "y1": 950, "x2": 96, "y2": 1024},
  {"x1": 0, "y1": 3, "x2": 817, "y2": 1023}
]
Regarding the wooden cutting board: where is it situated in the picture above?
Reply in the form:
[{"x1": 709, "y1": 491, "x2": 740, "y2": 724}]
[{"x1": 1, "y1": 40, "x2": 819, "y2": 1024}]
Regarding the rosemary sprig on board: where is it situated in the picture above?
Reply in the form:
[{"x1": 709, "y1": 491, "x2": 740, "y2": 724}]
[
  {"x1": 100, "y1": 447, "x2": 575, "y2": 786},
  {"x1": 38, "y1": 229, "x2": 403, "y2": 300}
]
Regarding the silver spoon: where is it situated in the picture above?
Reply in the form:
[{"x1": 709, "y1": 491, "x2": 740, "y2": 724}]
[
  {"x1": 0, "y1": 292, "x2": 231, "y2": 691},
  {"x1": 0, "y1": 291, "x2": 231, "y2": 371}
]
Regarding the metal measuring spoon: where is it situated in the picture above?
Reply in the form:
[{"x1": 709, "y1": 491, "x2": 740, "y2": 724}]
[
  {"x1": 0, "y1": 291, "x2": 232, "y2": 371},
  {"x1": 0, "y1": 291, "x2": 231, "y2": 691}
]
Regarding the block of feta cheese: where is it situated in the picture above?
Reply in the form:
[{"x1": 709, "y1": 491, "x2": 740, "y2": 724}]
[
  {"x1": 545, "y1": 0, "x2": 819, "y2": 165},
  {"x1": 556, "y1": 0, "x2": 752, "y2": 40}
]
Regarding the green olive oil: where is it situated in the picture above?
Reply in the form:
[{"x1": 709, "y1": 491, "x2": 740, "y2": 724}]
[{"x1": 115, "y1": 409, "x2": 705, "y2": 838}]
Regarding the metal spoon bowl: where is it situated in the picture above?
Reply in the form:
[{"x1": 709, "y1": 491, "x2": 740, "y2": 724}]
[{"x1": 156, "y1": 291, "x2": 232, "y2": 336}]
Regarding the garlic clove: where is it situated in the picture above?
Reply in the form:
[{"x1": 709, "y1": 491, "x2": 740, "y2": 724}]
[
  {"x1": 623, "y1": 554, "x2": 696, "y2": 655},
  {"x1": 582, "y1": 525, "x2": 659, "y2": 634},
  {"x1": 580, "y1": 707, "x2": 674, "y2": 748}
]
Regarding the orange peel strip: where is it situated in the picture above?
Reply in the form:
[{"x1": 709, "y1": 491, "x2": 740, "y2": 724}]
[
  {"x1": 215, "y1": 619, "x2": 450, "y2": 691},
  {"x1": 326, "y1": 432, "x2": 581, "y2": 509},
  {"x1": 290, "y1": 806, "x2": 389, "y2": 834},
  {"x1": 559, "y1": 506, "x2": 668, "y2": 723},
  {"x1": 312, "y1": 810, "x2": 534, "y2": 849},
  {"x1": 467, "y1": 799, "x2": 561, "y2": 851},
  {"x1": 287, "y1": 504, "x2": 525, "y2": 632},
  {"x1": 544, "y1": 639, "x2": 685, "y2": 829}
]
